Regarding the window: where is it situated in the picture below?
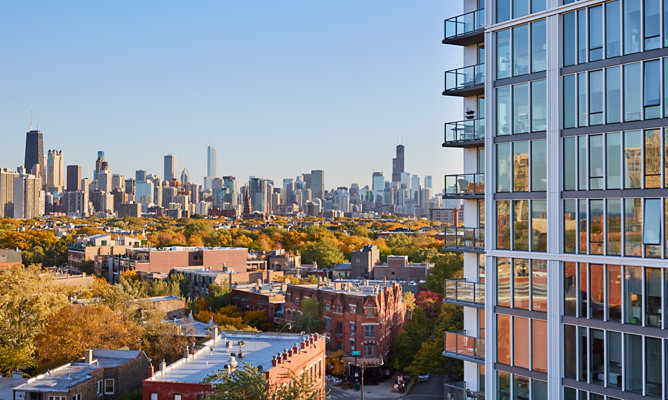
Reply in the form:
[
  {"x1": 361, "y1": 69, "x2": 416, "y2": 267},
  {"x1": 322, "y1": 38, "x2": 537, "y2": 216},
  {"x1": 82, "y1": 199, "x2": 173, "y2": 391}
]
[
  {"x1": 364, "y1": 343, "x2": 376, "y2": 356},
  {"x1": 497, "y1": 0, "x2": 510, "y2": 23},
  {"x1": 589, "y1": 135, "x2": 604, "y2": 189},
  {"x1": 531, "y1": 80, "x2": 546, "y2": 131},
  {"x1": 644, "y1": 198, "x2": 662, "y2": 247},
  {"x1": 589, "y1": 200, "x2": 604, "y2": 254},
  {"x1": 513, "y1": 141, "x2": 529, "y2": 191},
  {"x1": 564, "y1": 137, "x2": 576, "y2": 190},
  {"x1": 497, "y1": 314, "x2": 511, "y2": 365},
  {"x1": 532, "y1": 200, "x2": 547, "y2": 252},
  {"x1": 365, "y1": 307, "x2": 374, "y2": 317},
  {"x1": 624, "y1": 130, "x2": 642, "y2": 188},
  {"x1": 606, "y1": 66, "x2": 621, "y2": 124},
  {"x1": 514, "y1": 259, "x2": 530, "y2": 309},
  {"x1": 497, "y1": 86, "x2": 511, "y2": 136},
  {"x1": 513, "y1": 200, "x2": 529, "y2": 250},
  {"x1": 644, "y1": 0, "x2": 660, "y2": 50},
  {"x1": 104, "y1": 378, "x2": 114, "y2": 394},
  {"x1": 513, "y1": 0, "x2": 528, "y2": 18},
  {"x1": 564, "y1": 325, "x2": 577, "y2": 378},
  {"x1": 590, "y1": 329, "x2": 604, "y2": 385},
  {"x1": 532, "y1": 320, "x2": 547, "y2": 372},
  {"x1": 497, "y1": 29, "x2": 511, "y2": 79},
  {"x1": 531, "y1": 140, "x2": 546, "y2": 191},
  {"x1": 578, "y1": 200, "x2": 587, "y2": 254},
  {"x1": 624, "y1": 198, "x2": 642, "y2": 256},
  {"x1": 531, "y1": 260, "x2": 547, "y2": 311},
  {"x1": 324, "y1": 302, "x2": 330, "y2": 311},
  {"x1": 625, "y1": 266, "x2": 642, "y2": 323},
  {"x1": 364, "y1": 325, "x2": 376, "y2": 338},
  {"x1": 624, "y1": 0, "x2": 641, "y2": 54},
  {"x1": 579, "y1": 262, "x2": 587, "y2": 317},
  {"x1": 72, "y1": 395, "x2": 81, "y2": 400},
  {"x1": 624, "y1": 62, "x2": 642, "y2": 122},
  {"x1": 497, "y1": 201, "x2": 511, "y2": 249},
  {"x1": 644, "y1": 60, "x2": 661, "y2": 119},
  {"x1": 564, "y1": 12, "x2": 576, "y2": 66},
  {"x1": 589, "y1": 6, "x2": 603, "y2": 61},
  {"x1": 349, "y1": 304, "x2": 356, "y2": 314},
  {"x1": 497, "y1": 258, "x2": 512, "y2": 307},
  {"x1": 513, "y1": 83, "x2": 529, "y2": 134},
  {"x1": 531, "y1": 20, "x2": 546, "y2": 72},
  {"x1": 174, "y1": 395, "x2": 181, "y2": 400},
  {"x1": 589, "y1": 70, "x2": 603, "y2": 125},
  {"x1": 578, "y1": 9, "x2": 587, "y2": 63},
  {"x1": 150, "y1": 394, "x2": 158, "y2": 400},
  {"x1": 579, "y1": 327, "x2": 588, "y2": 381},
  {"x1": 607, "y1": 265, "x2": 622, "y2": 321},
  {"x1": 646, "y1": 267, "x2": 662, "y2": 326},
  {"x1": 564, "y1": 200, "x2": 576, "y2": 253},
  {"x1": 334, "y1": 304, "x2": 342, "y2": 313},
  {"x1": 97, "y1": 380, "x2": 104, "y2": 396},
  {"x1": 513, "y1": 316, "x2": 530, "y2": 368},
  {"x1": 578, "y1": 136, "x2": 587, "y2": 190},
  {"x1": 607, "y1": 331, "x2": 622, "y2": 388},
  {"x1": 564, "y1": 74, "x2": 577, "y2": 128},
  {"x1": 324, "y1": 317, "x2": 331, "y2": 330},
  {"x1": 625, "y1": 334, "x2": 642, "y2": 393},
  {"x1": 606, "y1": 132, "x2": 621, "y2": 189},
  {"x1": 349, "y1": 322, "x2": 356, "y2": 335},
  {"x1": 646, "y1": 337, "x2": 662, "y2": 396},
  {"x1": 513, "y1": 24, "x2": 529, "y2": 76},
  {"x1": 336, "y1": 321, "x2": 343, "y2": 335},
  {"x1": 589, "y1": 264, "x2": 604, "y2": 319},
  {"x1": 578, "y1": 73, "x2": 587, "y2": 127},
  {"x1": 49, "y1": 397, "x2": 65, "y2": 400},
  {"x1": 606, "y1": 1, "x2": 621, "y2": 58},
  {"x1": 497, "y1": 143, "x2": 511, "y2": 192},
  {"x1": 607, "y1": 199, "x2": 622, "y2": 256}
]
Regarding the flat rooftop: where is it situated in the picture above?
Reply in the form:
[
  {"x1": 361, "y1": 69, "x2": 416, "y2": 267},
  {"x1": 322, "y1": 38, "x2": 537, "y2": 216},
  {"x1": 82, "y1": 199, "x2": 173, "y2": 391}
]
[
  {"x1": 148, "y1": 332, "x2": 312, "y2": 384},
  {"x1": 288, "y1": 280, "x2": 400, "y2": 296},
  {"x1": 128, "y1": 246, "x2": 247, "y2": 252},
  {"x1": 14, "y1": 350, "x2": 141, "y2": 393}
]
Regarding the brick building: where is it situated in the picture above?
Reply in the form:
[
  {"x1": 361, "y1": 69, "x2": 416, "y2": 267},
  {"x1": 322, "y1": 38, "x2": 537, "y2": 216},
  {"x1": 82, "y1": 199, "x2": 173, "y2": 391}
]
[
  {"x1": 371, "y1": 255, "x2": 433, "y2": 281},
  {"x1": 229, "y1": 282, "x2": 287, "y2": 325},
  {"x1": 170, "y1": 267, "x2": 284, "y2": 298},
  {"x1": 265, "y1": 249, "x2": 301, "y2": 271},
  {"x1": 68, "y1": 234, "x2": 141, "y2": 270},
  {"x1": 14, "y1": 349, "x2": 150, "y2": 400},
  {"x1": 142, "y1": 331, "x2": 325, "y2": 400},
  {"x1": 123, "y1": 247, "x2": 249, "y2": 275},
  {"x1": 284, "y1": 280, "x2": 406, "y2": 361}
]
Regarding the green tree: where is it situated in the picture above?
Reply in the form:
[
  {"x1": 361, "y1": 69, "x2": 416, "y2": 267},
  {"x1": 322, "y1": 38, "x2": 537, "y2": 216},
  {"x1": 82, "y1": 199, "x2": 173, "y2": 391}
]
[
  {"x1": 292, "y1": 298, "x2": 323, "y2": 333},
  {"x1": 205, "y1": 362, "x2": 323, "y2": 400},
  {"x1": 298, "y1": 239, "x2": 345, "y2": 268},
  {"x1": 422, "y1": 253, "x2": 463, "y2": 293}
]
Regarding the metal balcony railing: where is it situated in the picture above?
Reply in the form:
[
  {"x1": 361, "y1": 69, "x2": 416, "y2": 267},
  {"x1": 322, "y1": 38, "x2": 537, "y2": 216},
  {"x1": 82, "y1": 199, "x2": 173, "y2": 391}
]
[
  {"x1": 444, "y1": 331, "x2": 485, "y2": 361},
  {"x1": 444, "y1": 64, "x2": 484, "y2": 93},
  {"x1": 444, "y1": 227, "x2": 485, "y2": 251},
  {"x1": 444, "y1": 279, "x2": 485, "y2": 306},
  {"x1": 444, "y1": 9, "x2": 485, "y2": 40},
  {"x1": 443, "y1": 382, "x2": 485, "y2": 400},
  {"x1": 444, "y1": 173, "x2": 484, "y2": 197},
  {"x1": 444, "y1": 118, "x2": 484, "y2": 145}
]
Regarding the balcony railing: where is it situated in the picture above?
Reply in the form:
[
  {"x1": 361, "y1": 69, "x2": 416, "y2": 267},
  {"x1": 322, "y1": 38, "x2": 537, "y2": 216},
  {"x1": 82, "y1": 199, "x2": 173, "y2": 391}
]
[
  {"x1": 444, "y1": 173, "x2": 484, "y2": 197},
  {"x1": 444, "y1": 118, "x2": 484, "y2": 146},
  {"x1": 444, "y1": 331, "x2": 485, "y2": 362},
  {"x1": 444, "y1": 227, "x2": 484, "y2": 251},
  {"x1": 444, "y1": 9, "x2": 485, "y2": 41},
  {"x1": 444, "y1": 279, "x2": 485, "y2": 306},
  {"x1": 444, "y1": 64, "x2": 484, "y2": 93},
  {"x1": 443, "y1": 382, "x2": 485, "y2": 400}
]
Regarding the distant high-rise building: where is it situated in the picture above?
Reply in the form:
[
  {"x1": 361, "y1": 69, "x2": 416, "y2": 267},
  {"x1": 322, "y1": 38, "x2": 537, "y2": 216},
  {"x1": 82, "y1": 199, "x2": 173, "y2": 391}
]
[
  {"x1": 392, "y1": 144, "x2": 405, "y2": 182},
  {"x1": 13, "y1": 173, "x2": 42, "y2": 219},
  {"x1": 24, "y1": 129, "x2": 44, "y2": 184},
  {"x1": 136, "y1": 170, "x2": 147, "y2": 182},
  {"x1": 310, "y1": 170, "x2": 325, "y2": 199},
  {"x1": 164, "y1": 154, "x2": 177, "y2": 182},
  {"x1": 46, "y1": 150, "x2": 64, "y2": 192},
  {"x1": 424, "y1": 175, "x2": 432, "y2": 189},
  {"x1": 94, "y1": 151, "x2": 105, "y2": 180},
  {"x1": 207, "y1": 146, "x2": 217, "y2": 178},
  {"x1": 372, "y1": 172, "x2": 385, "y2": 201},
  {"x1": 181, "y1": 168, "x2": 191, "y2": 184},
  {"x1": 0, "y1": 169, "x2": 18, "y2": 218},
  {"x1": 67, "y1": 165, "x2": 82, "y2": 191}
]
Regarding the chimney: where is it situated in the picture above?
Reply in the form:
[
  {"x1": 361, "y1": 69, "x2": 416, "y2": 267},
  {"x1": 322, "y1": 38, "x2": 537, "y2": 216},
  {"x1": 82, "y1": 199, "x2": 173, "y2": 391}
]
[
  {"x1": 84, "y1": 349, "x2": 94, "y2": 364},
  {"x1": 293, "y1": 345, "x2": 299, "y2": 354},
  {"x1": 184, "y1": 345, "x2": 190, "y2": 360},
  {"x1": 272, "y1": 356, "x2": 277, "y2": 367},
  {"x1": 148, "y1": 364, "x2": 154, "y2": 378},
  {"x1": 282, "y1": 351, "x2": 288, "y2": 361},
  {"x1": 213, "y1": 326, "x2": 219, "y2": 340},
  {"x1": 160, "y1": 360, "x2": 167, "y2": 374}
]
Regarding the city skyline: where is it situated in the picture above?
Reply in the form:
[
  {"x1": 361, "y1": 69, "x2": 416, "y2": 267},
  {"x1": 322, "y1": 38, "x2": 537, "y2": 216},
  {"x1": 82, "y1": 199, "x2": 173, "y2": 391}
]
[{"x1": 0, "y1": 1, "x2": 465, "y2": 193}]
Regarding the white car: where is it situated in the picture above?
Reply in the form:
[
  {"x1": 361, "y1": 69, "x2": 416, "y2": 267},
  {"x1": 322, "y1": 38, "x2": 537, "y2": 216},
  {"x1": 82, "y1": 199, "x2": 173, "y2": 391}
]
[{"x1": 418, "y1": 373, "x2": 430, "y2": 382}]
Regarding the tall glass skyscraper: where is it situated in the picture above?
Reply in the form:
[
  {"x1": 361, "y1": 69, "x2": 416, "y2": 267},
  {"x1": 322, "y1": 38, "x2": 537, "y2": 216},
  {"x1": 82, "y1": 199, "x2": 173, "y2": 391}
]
[
  {"x1": 442, "y1": 0, "x2": 666, "y2": 398},
  {"x1": 207, "y1": 145, "x2": 217, "y2": 178}
]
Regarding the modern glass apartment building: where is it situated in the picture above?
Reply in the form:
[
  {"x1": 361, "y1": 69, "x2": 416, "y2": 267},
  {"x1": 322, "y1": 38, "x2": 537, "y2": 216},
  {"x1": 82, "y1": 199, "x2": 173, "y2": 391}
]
[{"x1": 442, "y1": 0, "x2": 668, "y2": 399}]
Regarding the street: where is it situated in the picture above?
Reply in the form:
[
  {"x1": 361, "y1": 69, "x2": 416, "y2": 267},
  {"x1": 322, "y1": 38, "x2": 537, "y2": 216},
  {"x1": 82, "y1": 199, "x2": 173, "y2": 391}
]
[{"x1": 327, "y1": 375, "x2": 448, "y2": 400}]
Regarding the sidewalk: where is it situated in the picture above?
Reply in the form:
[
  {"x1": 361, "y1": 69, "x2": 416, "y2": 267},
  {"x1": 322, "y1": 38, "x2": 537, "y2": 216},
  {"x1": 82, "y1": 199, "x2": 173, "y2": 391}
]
[{"x1": 333, "y1": 378, "x2": 411, "y2": 399}]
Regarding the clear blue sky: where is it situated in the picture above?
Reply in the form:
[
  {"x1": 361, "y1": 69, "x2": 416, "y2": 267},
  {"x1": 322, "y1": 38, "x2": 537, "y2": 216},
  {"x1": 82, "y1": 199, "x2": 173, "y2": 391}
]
[{"x1": 0, "y1": 1, "x2": 463, "y2": 192}]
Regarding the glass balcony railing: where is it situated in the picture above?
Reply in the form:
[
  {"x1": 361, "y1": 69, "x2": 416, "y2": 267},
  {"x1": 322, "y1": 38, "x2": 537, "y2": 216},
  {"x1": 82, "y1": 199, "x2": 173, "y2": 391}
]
[
  {"x1": 444, "y1": 64, "x2": 484, "y2": 93},
  {"x1": 444, "y1": 227, "x2": 484, "y2": 251},
  {"x1": 444, "y1": 382, "x2": 485, "y2": 400},
  {"x1": 444, "y1": 118, "x2": 484, "y2": 145},
  {"x1": 444, "y1": 279, "x2": 485, "y2": 305},
  {"x1": 444, "y1": 9, "x2": 485, "y2": 40},
  {"x1": 444, "y1": 173, "x2": 484, "y2": 197},
  {"x1": 444, "y1": 331, "x2": 485, "y2": 361}
]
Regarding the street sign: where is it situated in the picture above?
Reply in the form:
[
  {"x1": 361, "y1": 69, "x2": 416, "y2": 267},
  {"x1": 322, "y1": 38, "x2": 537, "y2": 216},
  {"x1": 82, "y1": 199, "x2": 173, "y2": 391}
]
[{"x1": 351, "y1": 351, "x2": 361, "y2": 356}]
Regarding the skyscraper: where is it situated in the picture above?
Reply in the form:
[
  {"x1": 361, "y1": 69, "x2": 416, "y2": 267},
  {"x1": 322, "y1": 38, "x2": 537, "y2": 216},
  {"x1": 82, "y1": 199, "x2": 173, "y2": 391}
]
[
  {"x1": 207, "y1": 146, "x2": 217, "y2": 178},
  {"x1": 46, "y1": 150, "x2": 64, "y2": 192},
  {"x1": 94, "y1": 151, "x2": 105, "y2": 180},
  {"x1": 181, "y1": 168, "x2": 191, "y2": 184},
  {"x1": 67, "y1": 165, "x2": 82, "y2": 191},
  {"x1": 310, "y1": 170, "x2": 324, "y2": 199},
  {"x1": 391, "y1": 144, "x2": 404, "y2": 182},
  {"x1": 164, "y1": 154, "x2": 177, "y2": 182},
  {"x1": 0, "y1": 169, "x2": 18, "y2": 218},
  {"x1": 24, "y1": 129, "x2": 44, "y2": 184}
]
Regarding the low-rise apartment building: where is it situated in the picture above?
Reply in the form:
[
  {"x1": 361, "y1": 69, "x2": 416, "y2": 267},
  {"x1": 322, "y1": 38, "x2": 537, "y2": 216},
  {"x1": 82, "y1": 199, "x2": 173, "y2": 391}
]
[
  {"x1": 229, "y1": 282, "x2": 287, "y2": 324},
  {"x1": 68, "y1": 234, "x2": 141, "y2": 270}
]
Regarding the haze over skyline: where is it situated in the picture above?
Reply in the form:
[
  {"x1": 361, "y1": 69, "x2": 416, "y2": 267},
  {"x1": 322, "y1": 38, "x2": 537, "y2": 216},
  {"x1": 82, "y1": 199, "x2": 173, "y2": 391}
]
[{"x1": 0, "y1": 1, "x2": 464, "y2": 191}]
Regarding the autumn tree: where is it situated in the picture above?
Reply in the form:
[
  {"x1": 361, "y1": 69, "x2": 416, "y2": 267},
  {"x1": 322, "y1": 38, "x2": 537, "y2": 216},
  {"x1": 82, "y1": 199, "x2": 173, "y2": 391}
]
[
  {"x1": 140, "y1": 310, "x2": 193, "y2": 365},
  {"x1": 298, "y1": 239, "x2": 345, "y2": 268},
  {"x1": 292, "y1": 298, "x2": 323, "y2": 333},
  {"x1": 36, "y1": 304, "x2": 141, "y2": 370},
  {"x1": 0, "y1": 265, "x2": 68, "y2": 375}
]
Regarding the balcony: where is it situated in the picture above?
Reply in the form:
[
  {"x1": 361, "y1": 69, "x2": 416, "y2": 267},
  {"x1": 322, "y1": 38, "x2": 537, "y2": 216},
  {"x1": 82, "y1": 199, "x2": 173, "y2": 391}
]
[
  {"x1": 444, "y1": 279, "x2": 485, "y2": 308},
  {"x1": 443, "y1": 227, "x2": 485, "y2": 253},
  {"x1": 443, "y1": 118, "x2": 484, "y2": 148},
  {"x1": 443, "y1": 331, "x2": 485, "y2": 363},
  {"x1": 443, "y1": 382, "x2": 485, "y2": 400},
  {"x1": 443, "y1": 9, "x2": 485, "y2": 46},
  {"x1": 443, "y1": 64, "x2": 484, "y2": 97},
  {"x1": 443, "y1": 173, "x2": 484, "y2": 199}
]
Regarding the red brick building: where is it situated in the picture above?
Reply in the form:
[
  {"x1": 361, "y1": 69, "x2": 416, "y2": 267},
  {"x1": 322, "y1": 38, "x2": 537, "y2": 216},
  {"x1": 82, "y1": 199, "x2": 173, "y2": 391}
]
[
  {"x1": 122, "y1": 247, "x2": 249, "y2": 275},
  {"x1": 142, "y1": 331, "x2": 325, "y2": 400},
  {"x1": 284, "y1": 281, "x2": 407, "y2": 362},
  {"x1": 229, "y1": 282, "x2": 287, "y2": 325}
]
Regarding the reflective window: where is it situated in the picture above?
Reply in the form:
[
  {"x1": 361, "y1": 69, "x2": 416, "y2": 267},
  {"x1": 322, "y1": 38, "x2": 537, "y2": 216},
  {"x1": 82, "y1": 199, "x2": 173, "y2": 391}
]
[
  {"x1": 531, "y1": 80, "x2": 546, "y2": 131},
  {"x1": 665, "y1": 0, "x2": 668, "y2": 47},
  {"x1": 531, "y1": 20, "x2": 546, "y2": 72},
  {"x1": 606, "y1": 132, "x2": 621, "y2": 189},
  {"x1": 564, "y1": 12, "x2": 577, "y2": 66},
  {"x1": 513, "y1": 316, "x2": 530, "y2": 368},
  {"x1": 646, "y1": 337, "x2": 662, "y2": 396},
  {"x1": 588, "y1": 6, "x2": 603, "y2": 61},
  {"x1": 564, "y1": 325, "x2": 577, "y2": 378},
  {"x1": 497, "y1": 29, "x2": 511, "y2": 79},
  {"x1": 624, "y1": 198, "x2": 642, "y2": 256},
  {"x1": 564, "y1": 137, "x2": 576, "y2": 190},
  {"x1": 498, "y1": 371, "x2": 511, "y2": 399},
  {"x1": 644, "y1": 199, "x2": 661, "y2": 244},
  {"x1": 514, "y1": 259, "x2": 530, "y2": 309},
  {"x1": 607, "y1": 265, "x2": 622, "y2": 322},
  {"x1": 531, "y1": 139, "x2": 546, "y2": 191},
  {"x1": 497, "y1": 314, "x2": 511, "y2": 364},
  {"x1": 589, "y1": 70, "x2": 603, "y2": 125},
  {"x1": 578, "y1": 9, "x2": 587, "y2": 64},
  {"x1": 498, "y1": 201, "x2": 511, "y2": 250},
  {"x1": 646, "y1": 268, "x2": 662, "y2": 326},
  {"x1": 497, "y1": 143, "x2": 512, "y2": 192},
  {"x1": 624, "y1": 63, "x2": 642, "y2": 121},
  {"x1": 665, "y1": 128, "x2": 668, "y2": 186},
  {"x1": 513, "y1": 0, "x2": 528, "y2": 18},
  {"x1": 513, "y1": 83, "x2": 529, "y2": 134},
  {"x1": 589, "y1": 200, "x2": 604, "y2": 255},
  {"x1": 607, "y1": 199, "x2": 622, "y2": 256},
  {"x1": 578, "y1": 200, "x2": 587, "y2": 254},
  {"x1": 513, "y1": 24, "x2": 529, "y2": 76},
  {"x1": 590, "y1": 328, "x2": 604, "y2": 385},
  {"x1": 578, "y1": 73, "x2": 587, "y2": 127},
  {"x1": 606, "y1": 1, "x2": 621, "y2": 58},
  {"x1": 579, "y1": 262, "x2": 587, "y2": 317},
  {"x1": 513, "y1": 141, "x2": 529, "y2": 191},
  {"x1": 497, "y1": 258, "x2": 512, "y2": 306},
  {"x1": 664, "y1": 61, "x2": 668, "y2": 118},
  {"x1": 589, "y1": 264, "x2": 604, "y2": 320},
  {"x1": 624, "y1": 130, "x2": 642, "y2": 189},
  {"x1": 532, "y1": 260, "x2": 547, "y2": 311},
  {"x1": 606, "y1": 66, "x2": 621, "y2": 124},
  {"x1": 645, "y1": 129, "x2": 661, "y2": 188},
  {"x1": 564, "y1": 74, "x2": 577, "y2": 128},
  {"x1": 564, "y1": 200, "x2": 576, "y2": 253},
  {"x1": 578, "y1": 135, "x2": 587, "y2": 190},
  {"x1": 589, "y1": 135, "x2": 604, "y2": 189},
  {"x1": 564, "y1": 263, "x2": 577, "y2": 316},
  {"x1": 514, "y1": 375, "x2": 530, "y2": 399},
  {"x1": 625, "y1": 266, "x2": 642, "y2": 323},
  {"x1": 625, "y1": 334, "x2": 642, "y2": 393},
  {"x1": 532, "y1": 320, "x2": 547, "y2": 372},
  {"x1": 497, "y1": 86, "x2": 511, "y2": 136},
  {"x1": 532, "y1": 200, "x2": 547, "y2": 252},
  {"x1": 532, "y1": 0, "x2": 545, "y2": 13},
  {"x1": 607, "y1": 331, "x2": 622, "y2": 388},
  {"x1": 579, "y1": 326, "x2": 587, "y2": 381},
  {"x1": 644, "y1": 60, "x2": 661, "y2": 119},
  {"x1": 623, "y1": 0, "x2": 641, "y2": 54},
  {"x1": 532, "y1": 380, "x2": 547, "y2": 400},
  {"x1": 513, "y1": 200, "x2": 529, "y2": 251},
  {"x1": 644, "y1": 0, "x2": 661, "y2": 50}
]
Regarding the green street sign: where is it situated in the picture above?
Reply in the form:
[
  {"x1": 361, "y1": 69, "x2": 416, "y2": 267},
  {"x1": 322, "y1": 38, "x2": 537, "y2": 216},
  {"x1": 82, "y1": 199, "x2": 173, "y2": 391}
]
[{"x1": 352, "y1": 351, "x2": 361, "y2": 356}]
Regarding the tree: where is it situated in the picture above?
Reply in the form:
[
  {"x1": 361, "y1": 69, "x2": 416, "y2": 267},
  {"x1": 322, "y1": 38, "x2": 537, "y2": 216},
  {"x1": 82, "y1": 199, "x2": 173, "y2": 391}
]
[
  {"x1": 243, "y1": 311, "x2": 271, "y2": 331},
  {"x1": 298, "y1": 239, "x2": 345, "y2": 268},
  {"x1": 0, "y1": 265, "x2": 68, "y2": 375},
  {"x1": 36, "y1": 304, "x2": 141, "y2": 370},
  {"x1": 140, "y1": 311, "x2": 193, "y2": 365},
  {"x1": 403, "y1": 291, "x2": 416, "y2": 316},
  {"x1": 422, "y1": 253, "x2": 463, "y2": 293},
  {"x1": 205, "y1": 362, "x2": 323, "y2": 400},
  {"x1": 292, "y1": 298, "x2": 323, "y2": 333}
]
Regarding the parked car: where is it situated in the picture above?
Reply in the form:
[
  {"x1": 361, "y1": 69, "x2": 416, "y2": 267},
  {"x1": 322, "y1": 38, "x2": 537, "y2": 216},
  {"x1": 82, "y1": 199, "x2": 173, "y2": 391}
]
[{"x1": 418, "y1": 372, "x2": 430, "y2": 382}]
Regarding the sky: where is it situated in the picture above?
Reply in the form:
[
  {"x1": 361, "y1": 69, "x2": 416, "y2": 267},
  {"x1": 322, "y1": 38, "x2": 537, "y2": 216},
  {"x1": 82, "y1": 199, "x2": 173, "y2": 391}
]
[{"x1": 0, "y1": 1, "x2": 464, "y2": 193}]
